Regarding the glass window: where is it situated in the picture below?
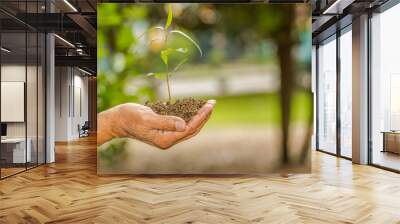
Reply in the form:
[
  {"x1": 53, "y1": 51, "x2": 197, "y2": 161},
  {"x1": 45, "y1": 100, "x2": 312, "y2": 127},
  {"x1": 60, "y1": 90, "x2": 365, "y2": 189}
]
[
  {"x1": 339, "y1": 28, "x2": 352, "y2": 158},
  {"x1": 317, "y1": 36, "x2": 337, "y2": 154},
  {"x1": 371, "y1": 3, "x2": 400, "y2": 171},
  {"x1": 38, "y1": 32, "x2": 46, "y2": 165},
  {"x1": 0, "y1": 1, "x2": 46, "y2": 179},
  {"x1": 27, "y1": 30, "x2": 38, "y2": 169},
  {"x1": 1, "y1": 30, "x2": 28, "y2": 177},
  {"x1": 312, "y1": 46, "x2": 317, "y2": 151}
]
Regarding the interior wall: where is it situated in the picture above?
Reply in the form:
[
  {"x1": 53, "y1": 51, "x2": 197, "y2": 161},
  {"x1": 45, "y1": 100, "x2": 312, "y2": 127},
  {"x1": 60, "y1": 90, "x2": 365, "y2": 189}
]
[
  {"x1": 1, "y1": 62, "x2": 45, "y2": 167},
  {"x1": 0, "y1": 65, "x2": 36, "y2": 138},
  {"x1": 55, "y1": 66, "x2": 69, "y2": 141},
  {"x1": 55, "y1": 67, "x2": 89, "y2": 141}
]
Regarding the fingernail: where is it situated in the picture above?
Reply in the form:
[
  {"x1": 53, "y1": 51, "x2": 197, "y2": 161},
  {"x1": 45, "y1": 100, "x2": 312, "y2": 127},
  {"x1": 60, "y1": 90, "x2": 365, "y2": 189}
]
[
  {"x1": 207, "y1": 99, "x2": 216, "y2": 105},
  {"x1": 175, "y1": 120, "x2": 186, "y2": 131},
  {"x1": 204, "y1": 104, "x2": 213, "y2": 110}
]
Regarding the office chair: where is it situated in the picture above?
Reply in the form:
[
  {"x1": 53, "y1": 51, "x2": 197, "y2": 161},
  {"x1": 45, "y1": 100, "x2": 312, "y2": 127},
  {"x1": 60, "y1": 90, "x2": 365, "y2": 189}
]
[{"x1": 79, "y1": 121, "x2": 90, "y2": 138}]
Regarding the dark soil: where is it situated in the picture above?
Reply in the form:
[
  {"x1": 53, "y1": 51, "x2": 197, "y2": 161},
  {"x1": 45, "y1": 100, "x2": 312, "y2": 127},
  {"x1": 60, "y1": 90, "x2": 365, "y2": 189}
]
[{"x1": 146, "y1": 98, "x2": 206, "y2": 122}]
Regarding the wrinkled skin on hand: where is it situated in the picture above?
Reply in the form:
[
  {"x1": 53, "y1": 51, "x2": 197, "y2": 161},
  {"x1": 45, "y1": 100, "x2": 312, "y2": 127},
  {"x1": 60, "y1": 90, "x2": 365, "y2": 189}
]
[{"x1": 97, "y1": 100, "x2": 216, "y2": 149}]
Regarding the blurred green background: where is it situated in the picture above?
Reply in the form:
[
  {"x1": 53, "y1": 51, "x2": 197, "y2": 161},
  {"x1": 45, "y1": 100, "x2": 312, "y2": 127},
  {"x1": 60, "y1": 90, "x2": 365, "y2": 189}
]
[{"x1": 98, "y1": 3, "x2": 312, "y2": 127}]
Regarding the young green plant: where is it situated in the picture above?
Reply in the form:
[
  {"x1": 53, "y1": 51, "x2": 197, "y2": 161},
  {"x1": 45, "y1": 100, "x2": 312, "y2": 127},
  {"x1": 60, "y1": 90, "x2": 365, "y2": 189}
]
[{"x1": 146, "y1": 4, "x2": 203, "y2": 103}]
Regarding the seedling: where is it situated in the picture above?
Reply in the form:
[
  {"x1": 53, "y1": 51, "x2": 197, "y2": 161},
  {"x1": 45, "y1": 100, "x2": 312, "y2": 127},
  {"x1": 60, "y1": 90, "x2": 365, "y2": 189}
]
[
  {"x1": 143, "y1": 4, "x2": 203, "y2": 103},
  {"x1": 137, "y1": 4, "x2": 206, "y2": 122}
]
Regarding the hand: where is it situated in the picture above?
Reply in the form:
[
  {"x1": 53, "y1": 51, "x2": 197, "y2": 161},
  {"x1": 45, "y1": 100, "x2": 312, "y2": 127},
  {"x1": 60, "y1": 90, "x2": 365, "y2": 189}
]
[{"x1": 97, "y1": 100, "x2": 216, "y2": 149}]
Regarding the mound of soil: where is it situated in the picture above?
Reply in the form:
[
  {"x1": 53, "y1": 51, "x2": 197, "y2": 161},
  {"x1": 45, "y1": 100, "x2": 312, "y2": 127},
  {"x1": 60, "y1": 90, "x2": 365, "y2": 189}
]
[{"x1": 146, "y1": 98, "x2": 206, "y2": 122}]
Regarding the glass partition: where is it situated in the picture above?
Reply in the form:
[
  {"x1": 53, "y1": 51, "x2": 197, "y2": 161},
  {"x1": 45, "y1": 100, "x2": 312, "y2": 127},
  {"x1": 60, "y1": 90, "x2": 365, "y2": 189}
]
[
  {"x1": 27, "y1": 30, "x2": 38, "y2": 169},
  {"x1": 339, "y1": 27, "x2": 352, "y2": 158},
  {"x1": 0, "y1": 1, "x2": 46, "y2": 179},
  {"x1": 38, "y1": 32, "x2": 45, "y2": 165},
  {"x1": 317, "y1": 36, "x2": 337, "y2": 154},
  {"x1": 371, "y1": 4, "x2": 400, "y2": 171},
  {"x1": 1, "y1": 30, "x2": 28, "y2": 177}
]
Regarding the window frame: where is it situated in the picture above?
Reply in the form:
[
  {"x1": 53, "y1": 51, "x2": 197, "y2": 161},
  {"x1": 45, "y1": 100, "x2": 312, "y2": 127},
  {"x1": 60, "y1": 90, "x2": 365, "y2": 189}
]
[{"x1": 314, "y1": 21, "x2": 353, "y2": 160}]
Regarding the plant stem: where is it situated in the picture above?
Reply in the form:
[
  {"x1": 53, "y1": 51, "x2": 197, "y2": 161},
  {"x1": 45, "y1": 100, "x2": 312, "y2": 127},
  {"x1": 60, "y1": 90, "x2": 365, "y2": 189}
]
[{"x1": 166, "y1": 64, "x2": 172, "y2": 103}]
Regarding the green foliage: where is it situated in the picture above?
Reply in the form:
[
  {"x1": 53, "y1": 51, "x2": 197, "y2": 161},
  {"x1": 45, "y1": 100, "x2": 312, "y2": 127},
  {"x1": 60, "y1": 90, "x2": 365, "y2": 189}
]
[
  {"x1": 159, "y1": 48, "x2": 188, "y2": 66},
  {"x1": 170, "y1": 30, "x2": 203, "y2": 57},
  {"x1": 173, "y1": 58, "x2": 188, "y2": 72},
  {"x1": 204, "y1": 90, "x2": 312, "y2": 127},
  {"x1": 290, "y1": 90, "x2": 313, "y2": 122},
  {"x1": 160, "y1": 48, "x2": 174, "y2": 65},
  {"x1": 98, "y1": 139, "x2": 128, "y2": 167},
  {"x1": 146, "y1": 72, "x2": 166, "y2": 80},
  {"x1": 165, "y1": 4, "x2": 173, "y2": 30},
  {"x1": 207, "y1": 93, "x2": 281, "y2": 126},
  {"x1": 97, "y1": 3, "x2": 311, "y2": 112},
  {"x1": 97, "y1": 4, "x2": 122, "y2": 27},
  {"x1": 97, "y1": 4, "x2": 154, "y2": 112},
  {"x1": 116, "y1": 26, "x2": 136, "y2": 51}
]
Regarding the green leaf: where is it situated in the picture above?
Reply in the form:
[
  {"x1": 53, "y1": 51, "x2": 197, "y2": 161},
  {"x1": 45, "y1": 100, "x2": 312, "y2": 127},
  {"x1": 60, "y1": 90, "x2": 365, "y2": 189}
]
[
  {"x1": 97, "y1": 4, "x2": 122, "y2": 27},
  {"x1": 171, "y1": 30, "x2": 203, "y2": 57},
  {"x1": 160, "y1": 48, "x2": 174, "y2": 65},
  {"x1": 137, "y1": 26, "x2": 164, "y2": 41},
  {"x1": 165, "y1": 4, "x2": 173, "y2": 30},
  {"x1": 173, "y1": 58, "x2": 188, "y2": 73},
  {"x1": 116, "y1": 26, "x2": 135, "y2": 51},
  {"x1": 160, "y1": 48, "x2": 188, "y2": 66},
  {"x1": 176, "y1": 48, "x2": 188, "y2": 54},
  {"x1": 155, "y1": 73, "x2": 166, "y2": 80},
  {"x1": 160, "y1": 51, "x2": 168, "y2": 65},
  {"x1": 147, "y1": 72, "x2": 166, "y2": 80}
]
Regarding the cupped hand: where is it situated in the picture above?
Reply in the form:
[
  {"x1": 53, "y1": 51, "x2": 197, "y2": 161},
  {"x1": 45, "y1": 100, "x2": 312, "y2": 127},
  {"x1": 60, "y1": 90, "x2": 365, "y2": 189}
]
[{"x1": 97, "y1": 100, "x2": 216, "y2": 149}]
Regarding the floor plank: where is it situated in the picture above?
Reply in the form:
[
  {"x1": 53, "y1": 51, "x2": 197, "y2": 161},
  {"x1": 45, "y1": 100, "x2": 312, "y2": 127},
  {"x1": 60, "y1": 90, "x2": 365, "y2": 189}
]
[{"x1": 0, "y1": 135, "x2": 399, "y2": 224}]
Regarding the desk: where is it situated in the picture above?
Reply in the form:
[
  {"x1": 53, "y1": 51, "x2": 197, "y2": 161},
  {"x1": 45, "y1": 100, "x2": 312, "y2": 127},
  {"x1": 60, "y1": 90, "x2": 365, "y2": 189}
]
[
  {"x1": 1, "y1": 138, "x2": 31, "y2": 163},
  {"x1": 382, "y1": 131, "x2": 400, "y2": 154}
]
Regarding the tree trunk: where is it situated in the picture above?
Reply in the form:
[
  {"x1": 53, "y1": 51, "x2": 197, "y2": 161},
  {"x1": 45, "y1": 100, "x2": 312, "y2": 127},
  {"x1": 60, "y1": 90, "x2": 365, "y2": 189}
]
[
  {"x1": 276, "y1": 7, "x2": 295, "y2": 165},
  {"x1": 277, "y1": 40, "x2": 294, "y2": 165}
]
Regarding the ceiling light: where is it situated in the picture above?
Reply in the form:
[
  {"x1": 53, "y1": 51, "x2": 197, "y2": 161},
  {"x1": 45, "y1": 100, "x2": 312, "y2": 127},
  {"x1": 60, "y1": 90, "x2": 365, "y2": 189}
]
[
  {"x1": 1, "y1": 47, "x2": 11, "y2": 53},
  {"x1": 76, "y1": 48, "x2": 85, "y2": 55},
  {"x1": 323, "y1": 0, "x2": 354, "y2": 15},
  {"x1": 54, "y1": 34, "x2": 75, "y2": 48},
  {"x1": 78, "y1": 67, "x2": 93, "y2": 76},
  {"x1": 63, "y1": 0, "x2": 78, "y2": 12}
]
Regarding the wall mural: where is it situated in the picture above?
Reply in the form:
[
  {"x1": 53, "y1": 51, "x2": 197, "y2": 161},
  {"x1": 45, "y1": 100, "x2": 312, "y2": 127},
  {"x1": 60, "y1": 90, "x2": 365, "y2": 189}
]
[{"x1": 97, "y1": 3, "x2": 312, "y2": 174}]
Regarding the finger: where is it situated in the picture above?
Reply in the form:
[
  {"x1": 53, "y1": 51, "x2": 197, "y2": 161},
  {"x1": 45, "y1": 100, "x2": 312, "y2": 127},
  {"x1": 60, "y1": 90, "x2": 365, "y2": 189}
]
[
  {"x1": 207, "y1": 99, "x2": 217, "y2": 106},
  {"x1": 152, "y1": 99, "x2": 216, "y2": 146},
  {"x1": 198, "y1": 99, "x2": 216, "y2": 116},
  {"x1": 140, "y1": 129, "x2": 179, "y2": 149},
  {"x1": 178, "y1": 106, "x2": 214, "y2": 142},
  {"x1": 147, "y1": 114, "x2": 186, "y2": 132},
  {"x1": 157, "y1": 110, "x2": 209, "y2": 143},
  {"x1": 164, "y1": 99, "x2": 216, "y2": 141},
  {"x1": 187, "y1": 100, "x2": 215, "y2": 130}
]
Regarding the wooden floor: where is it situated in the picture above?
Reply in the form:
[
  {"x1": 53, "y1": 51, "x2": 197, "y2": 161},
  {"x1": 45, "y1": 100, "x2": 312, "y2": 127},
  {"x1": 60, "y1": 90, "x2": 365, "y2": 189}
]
[
  {"x1": 1, "y1": 167, "x2": 26, "y2": 178},
  {"x1": 1, "y1": 136, "x2": 400, "y2": 224},
  {"x1": 372, "y1": 150, "x2": 400, "y2": 171}
]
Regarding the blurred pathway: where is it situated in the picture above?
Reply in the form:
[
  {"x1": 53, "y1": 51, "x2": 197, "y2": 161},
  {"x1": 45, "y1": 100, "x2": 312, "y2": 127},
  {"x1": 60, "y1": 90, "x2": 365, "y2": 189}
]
[
  {"x1": 157, "y1": 64, "x2": 280, "y2": 98},
  {"x1": 99, "y1": 124, "x2": 311, "y2": 174}
]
